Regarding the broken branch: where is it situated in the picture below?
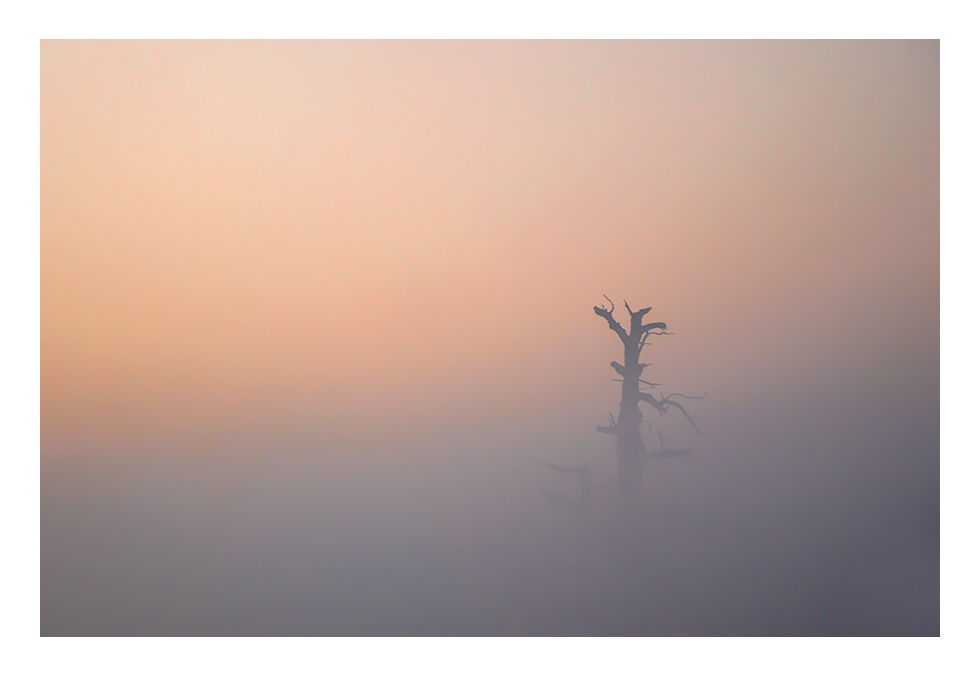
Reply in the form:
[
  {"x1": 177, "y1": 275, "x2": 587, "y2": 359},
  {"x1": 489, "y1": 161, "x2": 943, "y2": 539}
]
[
  {"x1": 662, "y1": 398, "x2": 700, "y2": 435},
  {"x1": 594, "y1": 303, "x2": 629, "y2": 344},
  {"x1": 662, "y1": 391, "x2": 707, "y2": 401},
  {"x1": 638, "y1": 392, "x2": 701, "y2": 435}
]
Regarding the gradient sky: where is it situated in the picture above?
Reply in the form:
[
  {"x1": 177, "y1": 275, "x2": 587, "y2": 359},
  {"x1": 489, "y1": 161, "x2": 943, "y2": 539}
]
[{"x1": 41, "y1": 41, "x2": 939, "y2": 635}]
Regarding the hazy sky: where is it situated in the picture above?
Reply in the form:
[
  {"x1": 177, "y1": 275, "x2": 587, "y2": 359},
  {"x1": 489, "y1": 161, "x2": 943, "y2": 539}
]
[{"x1": 41, "y1": 41, "x2": 938, "y2": 635}]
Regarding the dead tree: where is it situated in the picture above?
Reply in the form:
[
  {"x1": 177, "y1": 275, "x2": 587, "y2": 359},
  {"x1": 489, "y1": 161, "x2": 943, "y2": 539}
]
[{"x1": 594, "y1": 296, "x2": 703, "y2": 513}]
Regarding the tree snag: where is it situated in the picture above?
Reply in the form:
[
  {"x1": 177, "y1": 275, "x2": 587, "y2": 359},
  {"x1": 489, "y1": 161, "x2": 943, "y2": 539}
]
[{"x1": 594, "y1": 297, "x2": 702, "y2": 514}]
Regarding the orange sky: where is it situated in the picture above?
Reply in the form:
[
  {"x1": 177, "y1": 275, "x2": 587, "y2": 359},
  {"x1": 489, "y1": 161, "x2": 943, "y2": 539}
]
[{"x1": 41, "y1": 41, "x2": 938, "y2": 454}]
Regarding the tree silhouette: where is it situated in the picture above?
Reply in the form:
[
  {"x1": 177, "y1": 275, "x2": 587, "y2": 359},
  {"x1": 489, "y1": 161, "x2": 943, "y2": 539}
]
[{"x1": 594, "y1": 296, "x2": 703, "y2": 514}]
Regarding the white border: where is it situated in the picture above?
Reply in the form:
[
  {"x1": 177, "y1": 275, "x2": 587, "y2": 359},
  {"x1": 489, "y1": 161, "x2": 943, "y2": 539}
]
[{"x1": 9, "y1": 2, "x2": 970, "y2": 676}]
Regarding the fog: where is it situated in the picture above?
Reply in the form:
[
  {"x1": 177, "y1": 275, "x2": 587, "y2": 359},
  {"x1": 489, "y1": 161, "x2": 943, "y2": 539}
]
[
  {"x1": 41, "y1": 351, "x2": 938, "y2": 635},
  {"x1": 41, "y1": 41, "x2": 938, "y2": 635}
]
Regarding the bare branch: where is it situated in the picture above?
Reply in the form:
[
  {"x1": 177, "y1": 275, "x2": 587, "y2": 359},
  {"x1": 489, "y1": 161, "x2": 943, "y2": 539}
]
[
  {"x1": 598, "y1": 411, "x2": 619, "y2": 434},
  {"x1": 643, "y1": 421, "x2": 666, "y2": 451},
  {"x1": 638, "y1": 391, "x2": 667, "y2": 413},
  {"x1": 639, "y1": 379, "x2": 662, "y2": 388},
  {"x1": 602, "y1": 294, "x2": 615, "y2": 314},
  {"x1": 611, "y1": 361, "x2": 627, "y2": 376},
  {"x1": 593, "y1": 304, "x2": 629, "y2": 344},
  {"x1": 662, "y1": 398, "x2": 700, "y2": 435},
  {"x1": 625, "y1": 301, "x2": 653, "y2": 332},
  {"x1": 662, "y1": 391, "x2": 707, "y2": 401},
  {"x1": 637, "y1": 392, "x2": 700, "y2": 434},
  {"x1": 641, "y1": 322, "x2": 667, "y2": 332},
  {"x1": 639, "y1": 328, "x2": 673, "y2": 352}
]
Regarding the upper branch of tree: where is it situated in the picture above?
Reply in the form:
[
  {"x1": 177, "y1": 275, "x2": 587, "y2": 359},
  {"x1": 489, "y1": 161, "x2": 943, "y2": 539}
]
[
  {"x1": 639, "y1": 329, "x2": 673, "y2": 352},
  {"x1": 636, "y1": 318, "x2": 669, "y2": 352},
  {"x1": 625, "y1": 301, "x2": 654, "y2": 338},
  {"x1": 594, "y1": 300, "x2": 629, "y2": 344},
  {"x1": 624, "y1": 299, "x2": 652, "y2": 321}
]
